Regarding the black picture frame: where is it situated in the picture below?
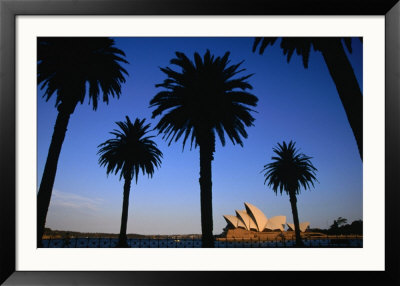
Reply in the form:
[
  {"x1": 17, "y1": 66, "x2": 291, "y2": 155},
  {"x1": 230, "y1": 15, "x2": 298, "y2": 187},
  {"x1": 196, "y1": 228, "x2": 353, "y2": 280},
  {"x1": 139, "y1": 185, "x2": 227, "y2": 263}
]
[{"x1": 1, "y1": 0, "x2": 399, "y2": 284}]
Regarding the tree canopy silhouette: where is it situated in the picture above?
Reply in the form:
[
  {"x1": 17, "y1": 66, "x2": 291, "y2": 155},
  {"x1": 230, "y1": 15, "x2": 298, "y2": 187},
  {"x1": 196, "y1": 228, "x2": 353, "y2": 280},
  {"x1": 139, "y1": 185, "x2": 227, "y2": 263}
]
[
  {"x1": 98, "y1": 117, "x2": 162, "y2": 247},
  {"x1": 37, "y1": 37, "x2": 128, "y2": 247},
  {"x1": 262, "y1": 141, "x2": 318, "y2": 246},
  {"x1": 149, "y1": 50, "x2": 258, "y2": 247},
  {"x1": 336, "y1": 216, "x2": 348, "y2": 227},
  {"x1": 253, "y1": 37, "x2": 363, "y2": 160},
  {"x1": 328, "y1": 218, "x2": 362, "y2": 235}
]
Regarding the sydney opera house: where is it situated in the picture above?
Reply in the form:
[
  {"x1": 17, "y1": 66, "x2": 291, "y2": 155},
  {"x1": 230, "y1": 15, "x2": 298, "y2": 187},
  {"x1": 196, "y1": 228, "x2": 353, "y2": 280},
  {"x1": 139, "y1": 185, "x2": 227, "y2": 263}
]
[{"x1": 223, "y1": 202, "x2": 310, "y2": 233}]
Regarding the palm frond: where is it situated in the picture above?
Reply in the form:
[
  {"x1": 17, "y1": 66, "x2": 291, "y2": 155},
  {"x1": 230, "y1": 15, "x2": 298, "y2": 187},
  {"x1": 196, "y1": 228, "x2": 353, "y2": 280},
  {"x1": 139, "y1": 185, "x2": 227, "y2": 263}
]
[
  {"x1": 253, "y1": 37, "x2": 356, "y2": 69},
  {"x1": 97, "y1": 116, "x2": 163, "y2": 183},
  {"x1": 149, "y1": 50, "x2": 258, "y2": 149},
  {"x1": 261, "y1": 140, "x2": 318, "y2": 196},
  {"x1": 37, "y1": 37, "x2": 128, "y2": 111}
]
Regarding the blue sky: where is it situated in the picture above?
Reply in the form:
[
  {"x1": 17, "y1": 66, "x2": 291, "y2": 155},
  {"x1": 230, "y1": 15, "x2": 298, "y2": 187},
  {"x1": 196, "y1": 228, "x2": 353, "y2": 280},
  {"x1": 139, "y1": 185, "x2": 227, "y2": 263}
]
[{"x1": 37, "y1": 37, "x2": 362, "y2": 235}]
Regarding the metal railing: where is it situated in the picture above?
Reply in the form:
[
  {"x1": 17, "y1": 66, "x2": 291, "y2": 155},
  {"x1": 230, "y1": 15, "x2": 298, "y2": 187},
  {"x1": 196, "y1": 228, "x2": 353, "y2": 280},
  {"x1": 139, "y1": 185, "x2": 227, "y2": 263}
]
[{"x1": 41, "y1": 234, "x2": 362, "y2": 248}]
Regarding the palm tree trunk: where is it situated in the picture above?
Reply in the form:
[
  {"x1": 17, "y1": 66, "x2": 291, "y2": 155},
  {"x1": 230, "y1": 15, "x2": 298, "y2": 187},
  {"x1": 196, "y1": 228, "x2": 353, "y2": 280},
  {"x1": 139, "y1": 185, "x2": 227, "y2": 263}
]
[
  {"x1": 117, "y1": 176, "x2": 131, "y2": 247},
  {"x1": 199, "y1": 135, "x2": 215, "y2": 248},
  {"x1": 320, "y1": 39, "x2": 363, "y2": 160},
  {"x1": 37, "y1": 105, "x2": 73, "y2": 247},
  {"x1": 289, "y1": 192, "x2": 303, "y2": 247}
]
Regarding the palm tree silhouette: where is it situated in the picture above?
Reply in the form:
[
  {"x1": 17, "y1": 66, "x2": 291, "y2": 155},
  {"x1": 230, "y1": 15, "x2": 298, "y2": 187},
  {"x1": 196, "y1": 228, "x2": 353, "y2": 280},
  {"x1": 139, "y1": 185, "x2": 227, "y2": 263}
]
[
  {"x1": 37, "y1": 37, "x2": 128, "y2": 247},
  {"x1": 253, "y1": 37, "x2": 363, "y2": 160},
  {"x1": 149, "y1": 50, "x2": 258, "y2": 247},
  {"x1": 261, "y1": 141, "x2": 317, "y2": 246},
  {"x1": 97, "y1": 117, "x2": 162, "y2": 247}
]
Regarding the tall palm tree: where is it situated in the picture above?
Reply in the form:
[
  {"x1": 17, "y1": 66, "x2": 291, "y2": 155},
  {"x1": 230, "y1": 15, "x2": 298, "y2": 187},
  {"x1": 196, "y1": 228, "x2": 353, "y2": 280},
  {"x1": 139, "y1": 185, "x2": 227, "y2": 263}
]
[
  {"x1": 37, "y1": 37, "x2": 128, "y2": 247},
  {"x1": 149, "y1": 50, "x2": 258, "y2": 247},
  {"x1": 261, "y1": 141, "x2": 317, "y2": 246},
  {"x1": 97, "y1": 117, "x2": 162, "y2": 247},
  {"x1": 253, "y1": 37, "x2": 363, "y2": 160}
]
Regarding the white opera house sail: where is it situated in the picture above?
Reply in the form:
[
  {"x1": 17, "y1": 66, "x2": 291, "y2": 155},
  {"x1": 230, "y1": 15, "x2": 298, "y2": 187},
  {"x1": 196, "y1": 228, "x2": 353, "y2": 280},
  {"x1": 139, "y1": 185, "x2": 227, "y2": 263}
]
[{"x1": 223, "y1": 202, "x2": 309, "y2": 232}]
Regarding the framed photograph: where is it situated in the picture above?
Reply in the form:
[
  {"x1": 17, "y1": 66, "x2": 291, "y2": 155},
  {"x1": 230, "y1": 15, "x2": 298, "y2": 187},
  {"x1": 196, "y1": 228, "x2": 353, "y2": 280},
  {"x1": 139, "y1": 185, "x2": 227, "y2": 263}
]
[{"x1": 1, "y1": 0, "x2": 399, "y2": 284}]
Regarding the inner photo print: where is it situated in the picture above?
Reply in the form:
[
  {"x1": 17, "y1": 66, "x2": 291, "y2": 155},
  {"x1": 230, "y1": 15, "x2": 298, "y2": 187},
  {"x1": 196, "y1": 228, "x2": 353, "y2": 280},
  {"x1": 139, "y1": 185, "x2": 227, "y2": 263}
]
[{"x1": 37, "y1": 37, "x2": 363, "y2": 248}]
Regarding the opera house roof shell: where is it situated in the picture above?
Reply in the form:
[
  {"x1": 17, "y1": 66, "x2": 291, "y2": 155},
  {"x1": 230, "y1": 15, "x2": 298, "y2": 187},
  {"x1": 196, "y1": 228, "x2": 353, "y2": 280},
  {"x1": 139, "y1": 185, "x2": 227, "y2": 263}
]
[
  {"x1": 223, "y1": 202, "x2": 309, "y2": 232},
  {"x1": 287, "y1": 222, "x2": 310, "y2": 233}
]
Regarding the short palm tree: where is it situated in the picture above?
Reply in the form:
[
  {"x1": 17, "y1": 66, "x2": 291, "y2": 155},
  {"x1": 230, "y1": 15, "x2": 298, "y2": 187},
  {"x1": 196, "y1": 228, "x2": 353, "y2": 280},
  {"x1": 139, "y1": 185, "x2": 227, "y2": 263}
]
[
  {"x1": 253, "y1": 37, "x2": 363, "y2": 160},
  {"x1": 149, "y1": 50, "x2": 258, "y2": 247},
  {"x1": 98, "y1": 116, "x2": 162, "y2": 247},
  {"x1": 261, "y1": 141, "x2": 317, "y2": 246},
  {"x1": 37, "y1": 37, "x2": 128, "y2": 247}
]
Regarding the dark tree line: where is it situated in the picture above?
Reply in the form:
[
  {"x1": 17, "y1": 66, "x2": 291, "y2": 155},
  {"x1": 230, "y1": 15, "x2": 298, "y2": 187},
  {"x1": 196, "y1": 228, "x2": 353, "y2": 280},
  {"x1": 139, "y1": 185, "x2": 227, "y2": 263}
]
[{"x1": 309, "y1": 218, "x2": 363, "y2": 235}]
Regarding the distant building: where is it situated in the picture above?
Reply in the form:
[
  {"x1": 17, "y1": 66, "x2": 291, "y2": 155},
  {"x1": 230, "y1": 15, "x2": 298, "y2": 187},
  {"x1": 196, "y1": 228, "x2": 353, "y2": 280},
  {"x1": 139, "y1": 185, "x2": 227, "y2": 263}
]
[{"x1": 223, "y1": 202, "x2": 309, "y2": 232}]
